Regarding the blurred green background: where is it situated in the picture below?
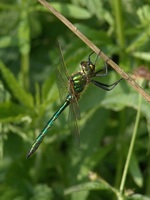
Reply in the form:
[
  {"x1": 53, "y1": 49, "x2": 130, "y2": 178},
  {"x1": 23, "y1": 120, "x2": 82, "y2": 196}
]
[{"x1": 0, "y1": 0, "x2": 150, "y2": 199}]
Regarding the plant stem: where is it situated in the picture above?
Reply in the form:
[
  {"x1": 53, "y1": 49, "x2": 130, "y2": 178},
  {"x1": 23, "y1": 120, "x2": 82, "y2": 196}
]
[
  {"x1": 0, "y1": 124, "x2": 3, "y2": 163},
  {"x1": 115, "y1": 110, "x2": 126, "y2": 188},
  {"x1": 112, "y1": 0, "x2": 125, "y2": 49},
  {"x1": 119, "y1": 93, "x2": 142, "y2": 194}
]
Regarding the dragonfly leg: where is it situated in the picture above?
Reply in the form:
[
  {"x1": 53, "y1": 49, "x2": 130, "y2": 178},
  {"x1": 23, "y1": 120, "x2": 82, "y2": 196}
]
[
  {"x1": 88, "y1": 51, "x2": 94, "y2": 62},
  {"x1": 88, "y1": 51, "x2": 101, "y2": 65},
  {"x1": 91, "y1": 78, "x2": 123, "y2": 91},
  {"x1": 95, "y1": 62, "x2": 108, "y2": 77}
]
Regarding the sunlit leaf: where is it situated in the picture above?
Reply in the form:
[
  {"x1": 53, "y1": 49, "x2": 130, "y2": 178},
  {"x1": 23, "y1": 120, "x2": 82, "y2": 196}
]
[
  {"x1": 0, "y1": 61, "x2": 34, "y2": 108},
  {"x1": 129, "y1": 154, "x2": 143, "y2": 187},
  {"x1": 64, "y1": 181, "x2": 112, "y2": 195},
  {"x1": 0, "y1": 102, "x2": 28, "y2": 123},
  {"x1": 35, "y1": 3, "x2": 92, "y2": 19}
]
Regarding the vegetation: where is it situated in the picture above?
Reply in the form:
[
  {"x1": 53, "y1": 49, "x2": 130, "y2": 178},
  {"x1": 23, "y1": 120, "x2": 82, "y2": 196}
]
[{"x1": 0, "y1": 0, "x2": 150, "y2": 199}]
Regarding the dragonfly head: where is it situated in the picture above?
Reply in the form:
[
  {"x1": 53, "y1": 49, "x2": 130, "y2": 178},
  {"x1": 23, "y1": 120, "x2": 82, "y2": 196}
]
[{"x1": 80, "y1": 61, "x2": 95, "y2": 75}]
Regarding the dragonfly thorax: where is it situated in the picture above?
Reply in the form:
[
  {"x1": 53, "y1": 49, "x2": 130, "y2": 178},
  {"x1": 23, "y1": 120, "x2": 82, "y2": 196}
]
[
  {"x1": 69, "y1": 71, "x2": 88, "y2": 96},
  {"x1": 80, "y1": 61, "x2": 95, "y2": 76}
]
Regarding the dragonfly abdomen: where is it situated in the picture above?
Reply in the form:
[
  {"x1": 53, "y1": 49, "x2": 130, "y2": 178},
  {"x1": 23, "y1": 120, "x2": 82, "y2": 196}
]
[{"x1": 27, "y1": 98, "x2": 70, "y2": 158}]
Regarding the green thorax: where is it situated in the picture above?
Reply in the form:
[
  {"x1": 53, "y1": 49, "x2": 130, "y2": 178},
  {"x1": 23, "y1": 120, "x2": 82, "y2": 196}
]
[
  {"x1": 69, "y1": 60, "x2": 96, "y2": 96},
  {"x1": 69, "y1": 71, "x2": 88, "y2": 95}
]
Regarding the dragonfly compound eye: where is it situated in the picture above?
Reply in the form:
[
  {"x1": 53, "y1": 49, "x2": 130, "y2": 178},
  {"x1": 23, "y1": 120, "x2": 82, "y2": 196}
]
[{"x1": 80, "y1": 61, "x2": 95, "y2": 75}]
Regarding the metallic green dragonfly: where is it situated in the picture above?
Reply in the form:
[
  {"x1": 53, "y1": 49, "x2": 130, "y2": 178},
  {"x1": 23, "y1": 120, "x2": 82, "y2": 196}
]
[{"x1": 27, "y1": 46, "x2": 123, "y2": 158}]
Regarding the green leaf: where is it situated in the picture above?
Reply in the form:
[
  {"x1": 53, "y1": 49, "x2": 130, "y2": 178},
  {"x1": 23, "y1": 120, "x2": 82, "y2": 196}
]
[
  {"x1": 126, "y1": 32, "x2": 149, "y2": 52},
  {"x1": 0, "y1": 36, "x2": 18, "y2": 48},
  {"x1": 42, "y1": 73, "x2": 58, "y2": 102},
  {"x1": 31, "y1": 184, "x2": 54, "y2": 200},
  {"x1": 0, "y1": 61, "x2": 34, "y2": 108},
  {"x1": 36, "y1": 3, "x2": 92, "y2": 19},
  {"x1": 64, "y1": 181, "x2": 112, "y2": 195},
  {"x1": 129, "y1": 154, "x2": 143, "y2": 187},
  {"x1": 75, "y1": 24, "x2": 112, "y2": 44},
  {"x1": 0, "y1": 102, "x2": 28, "y2": 123},
  {"x1": 86, "y1": 0, "x2": 104, "y2": 19},
  {"x1": 137, "y1": 5, "x2": 150, "y2": 26},
  {"x1": 132, "y1": 51, "x2": 150, "y2": 61},
  {"x1": 127, "y1": 194, "x2": 150, "y2": 200}
]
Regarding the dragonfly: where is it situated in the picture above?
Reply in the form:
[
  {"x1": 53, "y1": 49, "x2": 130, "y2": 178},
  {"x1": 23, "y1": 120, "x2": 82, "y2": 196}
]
[{"x1": 27, "y1": 45, "x2": 123, "y2": 158}]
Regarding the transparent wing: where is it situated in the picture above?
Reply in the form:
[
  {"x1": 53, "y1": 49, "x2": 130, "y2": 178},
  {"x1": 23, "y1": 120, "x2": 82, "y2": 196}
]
[
  {"x1": 56, "y1": 66, "x2": 68, "y2": 103},
  {"x1": 68, "y1": 99, "x2": 81, "y2": 147},
  {"x1": 57, "y1": 41, "x2": 69, "y2": 79},
  {"x1": 56, "y1": 41, "x2": 81, "y2": 145},
  {"x1": 56, "y1": 41, "x2": 69, "y2": 103},
  {"x1": 72, "y1": 98, "x2": 81, "y2": 121}
]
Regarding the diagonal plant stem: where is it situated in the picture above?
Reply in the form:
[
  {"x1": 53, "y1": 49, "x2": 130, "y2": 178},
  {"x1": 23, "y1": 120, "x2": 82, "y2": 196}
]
[
  {"x1": 37, "y1": 0, "x2": 150, "y2": 103},
  {"x1": 119, "y1": 92, "x2": 142, "y2": 194}
]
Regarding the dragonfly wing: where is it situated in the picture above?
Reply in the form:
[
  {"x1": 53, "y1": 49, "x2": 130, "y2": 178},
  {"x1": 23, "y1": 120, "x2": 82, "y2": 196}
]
[
  {"x1": 68, "y1": 99, "x2": 80, "y2": 147},
  {"x1": 56, "y1": 41, "x2": 69, "y2": 102},
  {"x1": 57, "y1": 42, "x2": 81, "y2": 146},
  {"x1": 56, "y1": 66, "x2": 68, "y2": 103},
  {"x1": 57, "y1": 41, "x2": 69, "y2": 77},
  {"x1": 72, "y1": 97, "x2": 81, "y2": 120}
]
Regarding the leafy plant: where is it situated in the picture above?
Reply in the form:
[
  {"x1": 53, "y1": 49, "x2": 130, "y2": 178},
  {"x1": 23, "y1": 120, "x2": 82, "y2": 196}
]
[{"x1": 0, "y1": 0, "x2": 150, "y2": 200}]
